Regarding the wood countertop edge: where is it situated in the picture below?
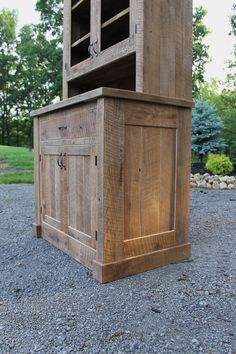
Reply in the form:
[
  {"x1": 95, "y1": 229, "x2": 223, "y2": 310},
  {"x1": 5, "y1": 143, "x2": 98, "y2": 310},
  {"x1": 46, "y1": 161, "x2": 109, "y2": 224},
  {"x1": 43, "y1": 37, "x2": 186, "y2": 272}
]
[{"x1": 31, "y1": 87, "x2": 194, "y2": 118}]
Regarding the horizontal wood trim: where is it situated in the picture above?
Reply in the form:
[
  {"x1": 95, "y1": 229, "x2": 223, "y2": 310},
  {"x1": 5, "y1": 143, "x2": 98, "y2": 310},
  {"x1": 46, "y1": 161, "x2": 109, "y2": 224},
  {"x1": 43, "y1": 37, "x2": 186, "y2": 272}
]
[
  {"x1": 65, "y1": 144, "x2": 93, "y2": 156},
  {"x1": 125, "y1": 109, "x2": 177, "y2": 128},
  {"x1": 42, "y1": 145, "x2": 62, "y2": 155},
  {"x1": 41, "y1": 137, "x2": 96, "y2": 146},
  {"x1": 44, "y1": 215, "x2": 62, "y2": 230},
  {"x1": 32, "y1": 88, "x2": 193, "y2": 118},
  {"x1": 124, "y1": 230, "x2": 176, "y2": 258},
  {"x1": 68, "y1": 226, "x2": 96, "y2": 249},
  {"x1": 101, "y1": 8, "x2": 130, "y2": 29},
  {"x1": 67, "y1": 39, "x2": 135, "y2": 82},
  {"x1": 93, "y1": 243, "x2": 191, "y2": 283},
  {"x1": 42, "y1": 222, "x2": 96, "y2": 270}
]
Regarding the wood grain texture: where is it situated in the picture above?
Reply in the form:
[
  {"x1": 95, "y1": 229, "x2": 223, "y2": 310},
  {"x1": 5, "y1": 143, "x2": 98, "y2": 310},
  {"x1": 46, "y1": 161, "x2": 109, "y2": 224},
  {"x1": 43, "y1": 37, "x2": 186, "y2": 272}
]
[
  {"x1": 62, "y1": 0, "x2": 192, "y2": 99},
  {"x1": 103, "y1": 98, "x2": 125, "y2": 263},
  {"x1": 175, "y1": 108, "x2": 192, "y2": 244},
  {"x1": 143, "y1": 0, "x2": 192, "y2": 100},
  {"x1": 33, "y1": 116, "x2": 42, "y2": 237},
  {"x1": 94, "y1": 243, "x2": 191, "y2": 283},
  {"x1": 124, "y1": 102, "x2": 177, "y2": 241},
  {"x1": 63, "y1": 0, "x2": 71, "y2": 99},
  {"x1": 124, "y1": 231, "x2": 176, "y2": 258},
  {"x1": 42, "y1": 222, "x2": 96, "y2": 270},
  {"x1": 34, "y1": 94, "x2": 191, "y2": 283},
  {"x1": 32, "y1": 87, "x2": 193, "y2": 118}
]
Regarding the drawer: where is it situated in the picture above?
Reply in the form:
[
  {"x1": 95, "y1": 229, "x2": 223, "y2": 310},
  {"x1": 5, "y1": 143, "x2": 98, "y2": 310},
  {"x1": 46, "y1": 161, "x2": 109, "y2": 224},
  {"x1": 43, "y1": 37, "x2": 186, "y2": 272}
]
[{"x1": 40, "y1": 104, "x2": 96, "y2": 141}]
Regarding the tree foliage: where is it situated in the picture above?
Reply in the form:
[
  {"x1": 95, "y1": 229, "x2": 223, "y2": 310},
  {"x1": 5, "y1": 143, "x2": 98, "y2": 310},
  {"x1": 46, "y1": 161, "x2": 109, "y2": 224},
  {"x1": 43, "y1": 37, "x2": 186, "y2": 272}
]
[
  {"x1": 35, "y1": 0, "x2": 63, "y2": 38},
  {"x1": 192, "y1": 99, "x2": 226, "y2": 163},
  {"x1": 192, "y1": 6, "x2": 210, "y2": 98},
  {"x1": 0, "y1": 5, "x2": 62, "y2": 147}
]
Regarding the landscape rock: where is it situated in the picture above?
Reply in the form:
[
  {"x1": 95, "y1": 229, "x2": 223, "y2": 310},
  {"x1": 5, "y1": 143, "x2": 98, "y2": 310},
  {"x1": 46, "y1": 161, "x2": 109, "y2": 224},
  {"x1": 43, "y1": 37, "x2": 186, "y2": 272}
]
[
  {"x1": 190, "y1": 173, "x2": 236, "y2": 190},
  {"x1": 220, "y1": 182, "x2": 228, "y2": 189}
]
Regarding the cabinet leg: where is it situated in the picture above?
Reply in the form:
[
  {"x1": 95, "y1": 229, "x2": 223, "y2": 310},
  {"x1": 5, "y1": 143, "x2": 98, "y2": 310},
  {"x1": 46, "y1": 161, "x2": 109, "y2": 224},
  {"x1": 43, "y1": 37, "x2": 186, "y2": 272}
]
[{"x1": 32, "y1": 223, "x2": 42, "y2": 238}]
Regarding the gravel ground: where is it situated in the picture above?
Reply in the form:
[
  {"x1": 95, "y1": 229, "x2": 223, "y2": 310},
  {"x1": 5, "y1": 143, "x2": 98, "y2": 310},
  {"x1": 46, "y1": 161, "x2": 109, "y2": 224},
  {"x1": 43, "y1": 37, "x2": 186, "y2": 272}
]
[{"x1": 0, "y1": 185, "x2": 235, "y2": 354}]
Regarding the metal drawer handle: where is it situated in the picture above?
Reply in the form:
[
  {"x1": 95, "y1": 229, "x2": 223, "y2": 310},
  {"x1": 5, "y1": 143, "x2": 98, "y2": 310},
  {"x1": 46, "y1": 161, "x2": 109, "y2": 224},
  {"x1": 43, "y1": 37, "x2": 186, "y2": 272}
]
[{"x1": 58, "y1": 125, "x2": 69, "y2": 130}]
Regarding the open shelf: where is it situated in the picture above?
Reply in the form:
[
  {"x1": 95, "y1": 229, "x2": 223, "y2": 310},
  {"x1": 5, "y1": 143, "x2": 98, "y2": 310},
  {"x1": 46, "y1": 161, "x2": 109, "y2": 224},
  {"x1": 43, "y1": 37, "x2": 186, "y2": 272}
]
[
  {"x1": 68, "y1": 53, "x2": 136, "y2": 96},
  {"x1": 71, "y1": 35, "x2": 90, "y2": 66},
  {"x1": 101, "y1": 10, "x2": 129, "y2": 51},
  {"x1": 101, "y1": 8, "x2": 130, "y2": 30},
  {"x1": 72, "y1": 0, "x2": 87, "y2": 11},
  {"x1": 72, "y1": 32, "x2": 90, "y2": 48},
  {"x1": 101, "y1": 0, "x2": 129, "y2": 23},
  {"x1": 71, "y1": 0, "x2": 90, "y2": 43}
]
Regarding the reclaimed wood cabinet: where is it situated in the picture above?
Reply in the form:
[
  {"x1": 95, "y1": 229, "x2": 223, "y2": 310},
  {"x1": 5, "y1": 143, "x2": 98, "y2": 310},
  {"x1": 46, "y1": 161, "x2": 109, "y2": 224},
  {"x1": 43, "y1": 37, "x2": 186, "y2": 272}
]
[
  {"x1": 33, "y1": 88, "x2": 193, "y2": 283},
  {"x1": 63, "y1": 0, "x2": 192, "y2": 100}
]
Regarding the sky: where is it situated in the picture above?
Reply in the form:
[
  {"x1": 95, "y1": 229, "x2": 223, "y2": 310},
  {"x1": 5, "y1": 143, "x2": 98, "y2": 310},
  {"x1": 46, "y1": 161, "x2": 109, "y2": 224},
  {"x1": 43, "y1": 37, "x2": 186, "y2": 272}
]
[{"x1": 0, "y1": 0, "x2": 235, "y2": 82}]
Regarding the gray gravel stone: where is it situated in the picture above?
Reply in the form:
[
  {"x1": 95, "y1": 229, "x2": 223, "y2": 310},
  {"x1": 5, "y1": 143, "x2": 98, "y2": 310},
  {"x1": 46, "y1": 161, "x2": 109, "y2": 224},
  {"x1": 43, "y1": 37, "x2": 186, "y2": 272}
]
[{"x1": 0, "y1": 185, "x2": 236, "y2": 354}]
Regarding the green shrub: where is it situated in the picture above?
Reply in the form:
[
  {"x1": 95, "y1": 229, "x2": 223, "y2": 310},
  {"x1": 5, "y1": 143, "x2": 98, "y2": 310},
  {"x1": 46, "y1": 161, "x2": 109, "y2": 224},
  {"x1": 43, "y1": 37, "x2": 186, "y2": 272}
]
[{"x1": 206, "y1": 154, "x2": 234, "y2": 175}]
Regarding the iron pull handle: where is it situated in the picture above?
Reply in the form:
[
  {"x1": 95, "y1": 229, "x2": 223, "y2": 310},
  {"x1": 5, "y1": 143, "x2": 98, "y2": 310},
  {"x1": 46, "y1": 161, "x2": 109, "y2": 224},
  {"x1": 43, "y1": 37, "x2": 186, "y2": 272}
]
[
  {"x1": 58, "y1": 125, "x2": 69, "y2": 130},
  {"x1": 57, "y1": 153, "x2": 63, "y2": 169},
  {"x1": 88, "y1": 43, "x2": 93, "y2": 58},
  {"x1": 92, "y1": 41, "x2": 98, "y2": 57},
  {"x1": 61, "y1": 153, "x2": 66, "y2": 170}
]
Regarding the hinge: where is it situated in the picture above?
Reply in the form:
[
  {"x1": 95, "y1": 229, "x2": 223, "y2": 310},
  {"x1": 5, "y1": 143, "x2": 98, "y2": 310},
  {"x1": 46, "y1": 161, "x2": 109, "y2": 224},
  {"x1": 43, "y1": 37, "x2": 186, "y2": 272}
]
[
  {"x1": 39, "y1": 154, "x2": 42, "y2": 162},
  {"x1": 95, "y1": 156, "x2": 97, "y2": 166},
  {"x1": 95, "y1": 231, "x2": 98, "y2": 241},
  {"x1": 40, "y1": 206, "x2": 43, "y2": 214},
  {"x1": 135, "y1": 24, "x2": 138, "y2": 34},
  {"x1": 64, "y1": 63, "x2": 67, "y2": 70}
]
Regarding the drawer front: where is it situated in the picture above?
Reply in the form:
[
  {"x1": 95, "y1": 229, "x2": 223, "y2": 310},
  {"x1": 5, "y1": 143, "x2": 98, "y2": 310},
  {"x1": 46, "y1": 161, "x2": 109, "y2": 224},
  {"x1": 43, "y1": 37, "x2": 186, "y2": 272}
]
[{"x1": 40, "y1": 104, "x2": 96, "y2": 141}]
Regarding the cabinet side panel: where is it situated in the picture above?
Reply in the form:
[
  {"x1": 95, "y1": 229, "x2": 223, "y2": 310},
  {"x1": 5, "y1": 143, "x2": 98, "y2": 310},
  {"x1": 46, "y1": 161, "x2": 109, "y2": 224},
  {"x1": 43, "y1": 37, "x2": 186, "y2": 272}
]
[
  {"x1": 124, "y1": 125, "x2": 177, "y2": 240},
  {"x1": 33, "y1": 117, "x2": 42, "y2": 236},
  {"x1": 103, "y1": 98, "x2": 125, "y2": 263},
  {"x1": 143, "y1": 0, "x2": 192, "y2": 100},
  {"x1": 175, "y1": 108, "x2": 192, "y2": 245}
]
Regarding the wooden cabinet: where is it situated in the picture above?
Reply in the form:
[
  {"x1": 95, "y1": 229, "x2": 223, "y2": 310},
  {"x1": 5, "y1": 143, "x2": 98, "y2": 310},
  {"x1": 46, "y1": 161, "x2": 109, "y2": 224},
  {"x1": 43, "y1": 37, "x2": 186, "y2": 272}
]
[
  {"x1": 63, "y1": 0, "x2": 192, "y2": 100},
  {"x1": 33, "y1": 88, "x2": 193, "y2": 283}
]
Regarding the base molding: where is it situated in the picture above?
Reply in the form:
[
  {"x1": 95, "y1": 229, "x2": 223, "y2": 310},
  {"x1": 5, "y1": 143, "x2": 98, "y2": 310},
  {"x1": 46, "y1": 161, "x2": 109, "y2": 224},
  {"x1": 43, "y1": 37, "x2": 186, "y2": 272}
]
[
  {"x1": 32, "y1": 223, "x2": 42, "y2": 238},
  {"x1": 93, "y1": 243, "x2": 191, "y2": 283}
]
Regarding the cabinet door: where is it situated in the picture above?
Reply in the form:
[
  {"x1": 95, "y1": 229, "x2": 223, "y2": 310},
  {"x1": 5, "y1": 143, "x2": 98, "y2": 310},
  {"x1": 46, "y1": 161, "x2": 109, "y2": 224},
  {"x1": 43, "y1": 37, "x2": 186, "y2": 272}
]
[
  {"x1": 41, "y1": 145, "x2": 67, "y2": 233},
  {"x1": 65, "y1": 144, "x2": 97, "y2": 250}
]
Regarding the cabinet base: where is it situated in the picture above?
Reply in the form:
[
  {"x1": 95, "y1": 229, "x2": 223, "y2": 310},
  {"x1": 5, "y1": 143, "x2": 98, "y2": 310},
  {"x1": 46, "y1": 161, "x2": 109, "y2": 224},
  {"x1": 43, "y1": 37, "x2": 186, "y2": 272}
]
[{"x1": 93, "y1": 243, "x2": 191, "y2": 283}]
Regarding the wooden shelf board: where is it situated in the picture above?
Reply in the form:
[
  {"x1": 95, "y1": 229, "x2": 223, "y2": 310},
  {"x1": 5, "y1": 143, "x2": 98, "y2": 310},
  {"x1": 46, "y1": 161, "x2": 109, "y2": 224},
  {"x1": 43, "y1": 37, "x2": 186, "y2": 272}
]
[
  {"x1": 71, "y1": 32, "x2": 90, "y2": 48},
  {"x1": 101, "y1": 8, "x2": 130, "y2": 30}
]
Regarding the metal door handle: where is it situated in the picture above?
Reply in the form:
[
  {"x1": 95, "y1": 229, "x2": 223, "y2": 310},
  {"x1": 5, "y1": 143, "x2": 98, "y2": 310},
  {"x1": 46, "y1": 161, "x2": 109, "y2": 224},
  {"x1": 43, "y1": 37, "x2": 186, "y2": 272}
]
[
  {"x1": 92, "y1": 41, "x2": 98, "y2": 57},
  {"x1": 61, "y1": 153, "x2": 66, "y2": 170},
  {"x1": 57, "y1": 153, "x2": 63, "y2": 169},
  {"x1": 88, "y1": 43, "x2": 93, "y2": 58}
]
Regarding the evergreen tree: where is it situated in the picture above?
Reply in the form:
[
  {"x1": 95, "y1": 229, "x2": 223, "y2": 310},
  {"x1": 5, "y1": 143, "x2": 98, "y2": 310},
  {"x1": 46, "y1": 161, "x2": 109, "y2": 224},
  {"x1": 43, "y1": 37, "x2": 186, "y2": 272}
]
[{"x1": 192, "y1": 99, "x2": 226, "y2": 163}]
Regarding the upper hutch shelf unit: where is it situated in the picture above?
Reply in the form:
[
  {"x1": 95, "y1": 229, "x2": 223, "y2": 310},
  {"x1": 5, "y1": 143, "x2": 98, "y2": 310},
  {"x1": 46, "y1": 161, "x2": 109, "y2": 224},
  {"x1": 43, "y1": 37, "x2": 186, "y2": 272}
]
[{"x1": 63, "y1": 0, "x2": 192, "y2": 100}]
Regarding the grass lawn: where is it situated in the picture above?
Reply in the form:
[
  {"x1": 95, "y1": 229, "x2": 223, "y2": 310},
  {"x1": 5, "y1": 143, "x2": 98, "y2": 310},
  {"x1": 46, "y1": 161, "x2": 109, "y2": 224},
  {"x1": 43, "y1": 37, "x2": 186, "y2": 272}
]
[{"x1": 0, "y1": 145, "x2": 34, "y2": 184}]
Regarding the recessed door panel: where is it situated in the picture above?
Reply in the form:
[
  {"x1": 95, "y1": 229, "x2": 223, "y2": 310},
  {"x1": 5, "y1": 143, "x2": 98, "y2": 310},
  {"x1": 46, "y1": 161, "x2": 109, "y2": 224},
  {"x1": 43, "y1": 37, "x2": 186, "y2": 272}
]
[{"x1": 66, "y1": 144, "x2": 97, "y2": 249}]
